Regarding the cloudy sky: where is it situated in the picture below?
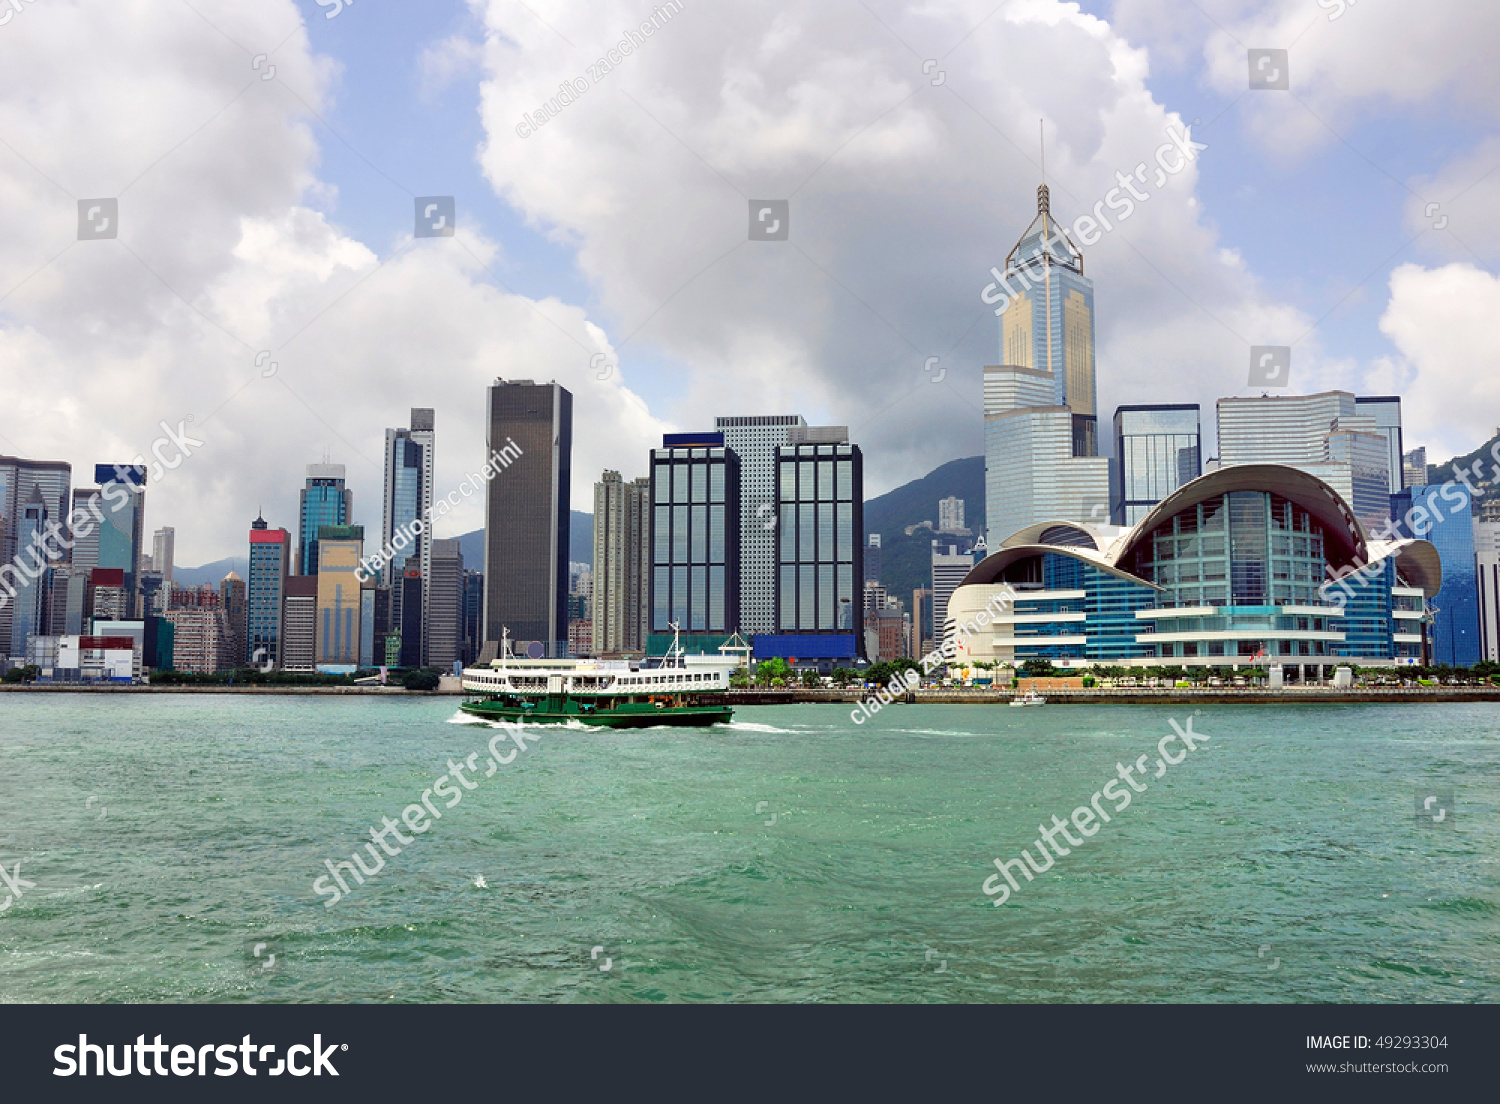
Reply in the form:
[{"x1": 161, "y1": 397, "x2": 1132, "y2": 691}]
[{"x1": 0, "y1": 0, "x2": 1495, "y2": 566}]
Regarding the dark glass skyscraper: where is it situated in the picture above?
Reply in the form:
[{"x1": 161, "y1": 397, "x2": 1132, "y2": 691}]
[
  {"x1": 773, "y1": 441, "x2": 863, "y2": 650},
  {"x1": 648, "y1": 434, "x2": 740, "y2": 640},
  {"x1": 484, "y1": 380, "x2": 571, "y2": 653},
  {"x1": 298, "y1": 463, "x2": 353, "y2": 576},
  {"x1": 1113, "y1": 405, "x2": 1202, "y2": 526}
]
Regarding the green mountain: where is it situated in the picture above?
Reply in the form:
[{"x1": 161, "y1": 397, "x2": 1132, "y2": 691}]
[
  {"x1": 1428, "y1": 433, "x2": 1500, "y2": 510},
  {"x1": 864, "y1": 455, "x2": 984, "y2": 616}
]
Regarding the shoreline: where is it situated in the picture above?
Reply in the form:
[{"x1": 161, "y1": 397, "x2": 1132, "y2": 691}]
[{"x1": 2, "y1": 685, "x2": 1498, "y2": 704}]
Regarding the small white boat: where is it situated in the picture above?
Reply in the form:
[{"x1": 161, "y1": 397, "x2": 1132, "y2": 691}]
[{"x1": 1009, "y1": 690, "x2": 1047, "y2": 707}]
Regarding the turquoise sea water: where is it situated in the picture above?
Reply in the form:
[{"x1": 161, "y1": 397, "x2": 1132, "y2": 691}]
[{"x1": 0, "y1": 695, "x2": 1496, "y2": 1003}]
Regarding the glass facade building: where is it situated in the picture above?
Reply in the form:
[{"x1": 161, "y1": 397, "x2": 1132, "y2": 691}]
[
  {"x1": 648, "y1": 439, "x2": 739, "y2": 637},
  {"x1": 995, "y1": 184, "x2": 1098, "y2": 422},
  {"x1": 948, "y1": 466, "x2": 1440, "y2": 671},
  {"x1": 765, "y1": 441, "x2": 863, "y2": 661},
  {"x1": 247, "y1": 516, "x2": 290, "y2": 669},
  {"x1": 298, "y1": 463, "x2": 353, "y2": 576},
  {"x1": 1216, "y1": 391, "x2": 1393, "y2": 532},
  {"x1": 1397, "y1": 484, "x2": 1481, "y2": 666},
  {"x1": 1112, "y1": 405, "x2": 1201, "y2": 526}
]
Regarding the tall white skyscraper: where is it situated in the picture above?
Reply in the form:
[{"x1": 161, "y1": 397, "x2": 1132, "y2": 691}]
[
  {"x1": 984, "y1": 364, "x2": 1110, "y2": 543},
  {"x1": 1216, "y1": 391, "x2": 1393, "y2": 531},
  {"x1": 714, "y1": 415, "x2": 806, "y2": 635},
  {"x1": 938, "y1": 496, "x2": 965, "y2": 533},
  {"x1": 152, "y1": 527, "x2": 175, "y2": 583}
]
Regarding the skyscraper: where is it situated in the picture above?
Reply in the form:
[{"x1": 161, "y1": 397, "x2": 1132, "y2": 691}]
[
  {"x1": 983, "y1": 183, "x2": 1108, "y2": 544},
  {"x1": 593, "y1": 469, "x2": 653, "y2": 654},
  {"x1": 314, "y1": 525, "x2": 364, "y2": 670},
  {"x1": 92, "y1": 463, "x2": 147, "y2": 616},
  {"x1": 152, "y1": 527, "x2": 175, "y2": 584},
  {"x1": 994, "y1": 184, "x2": 1098, "y2": 426},
  {"x1": 984, "y1": 364, "x2": 1111, "y2": 540},
  {"x1": 1217, "y1": 391, "x2": 1393, "y2": 531},
  {"x1": 647, "y1": 434, "x2": 741, "y2": 651},
  {"x1": 0, "y1": 455, "x2": 71, "y2": 660},
  {"x1": 1354, "y1": 396, "x2": 1405, "y2": 494},
  {"x1": 1113, "y1": 405, "x2": 1202, "y2": 526},
  {"x1": 1403, "y1": 447, "x2": 1429, "y2": 489},
  {"x1": 8, "y1": 488, "x2": 50, "y2": 658},
  {"x1": 938, "y1": 497, "x2": 966, "y2": 534},
  {"x1": 299, "y1": 463, "x2": 353, "y2": 576},
  {"x1": 864, "y1": 533, "x2": 881, "y2": 585},
  {"x1": 714, "y1": 415, "x2": 807, "y2": 635},
  {"x1": 247, "y1": 515, "x2": 291, "y2": 669},
  {"x1": 1476, "y1": 519, "x2": 1500, "y2": 663},
  {"x1": 282, "y1": 576, "x2": 317, "y2": 672},
  {"x1": 763, "y1": 435, "x2": 863, "y2": 666},
  {"x1": 484, "y1": 380, "x2": 571, "y2": 654},
  {"x1": 383, "y1": 410, "x2": 434, "y2": 659},
  {"x1": 1399, "y1": 484, "x2": 1480, "y2": 666},
  {"x1": 426, "y1": 538, "x2": 465, "y2": 671},
  {"x1": 219, "y1": 571, "x2": 246, "y2": 670}
]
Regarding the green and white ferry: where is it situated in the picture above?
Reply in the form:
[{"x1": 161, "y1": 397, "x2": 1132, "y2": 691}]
[{"x1": 459, "y1": 626, "x2": 741, "y2": 728}]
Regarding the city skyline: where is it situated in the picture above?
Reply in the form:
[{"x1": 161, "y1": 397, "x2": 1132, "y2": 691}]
[{"x1": 2, "y1": 3, "x2": 1494, "y2": 573}]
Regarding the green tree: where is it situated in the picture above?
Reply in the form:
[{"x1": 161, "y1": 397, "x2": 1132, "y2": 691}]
[
  {"x1": 402, "y1": 668, "x2": 442, "y2": 691},
  {"x1": 799, "y1": 668, "x2": 821, "y2": 688},
  {"x1": 755, "y1": 658, "x2": 792, "y2": 686}
]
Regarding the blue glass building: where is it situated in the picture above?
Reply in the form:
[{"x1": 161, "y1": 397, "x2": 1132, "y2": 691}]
[
  {"x1": 298, "y1": 463, "x2": 352, "y2": 576},
  {"x1": 1394, "y1": 484, "x2": 1481, "y2": 665},
  {"x1": 948, "y1": 465, "x2": 1441, "y2": 673}
]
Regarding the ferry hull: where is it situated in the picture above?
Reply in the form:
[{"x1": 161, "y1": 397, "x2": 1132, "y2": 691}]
[{"x1": 459, "y1": 697, "x2": 733, "y2": 728}]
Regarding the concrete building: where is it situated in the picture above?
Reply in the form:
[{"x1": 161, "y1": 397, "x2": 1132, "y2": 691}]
[
  {"x1": 593, "y1": 469, "x2": 652, "y2": 654},
  {"x1": 1403, "y1": 447, "x2": 1430, "y2": 489},
  {"x1": 1476, "y1": 520, "x2": 1500, "y2": 662},
  {"x1": 484, "y1": 380, "x2": 569, "y2": 656},
  {"x1": 938, "y1": 496, "x2": 967, "y2": 534},
  {"x1": 219, "y1": 571, "x2": 246, "y2": 670},
  {"x1": 1216, "y1": 391, "x2": 1394, "y2": 532},
  {"x1": 152, "y1": 527, "x2": 175, "y2": 585},
  {"x1": 713, "y1": 415, "x2": 812, "y2": 636},
  {"x1": 426, "y1": 538, "x2": 465, "y2": 672},
  {"x1": 931, "y1": 542, "x2": 976, "y2": 649},
  {"x1": 163, "y1": 608, "x2": 228, "y2": 674},
  {"x1": 282, "y1": 576, "x2": 318, "y2": 672},
  {"x1": 864, "y1": 533, "x2": 882, "y2": 585}
]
